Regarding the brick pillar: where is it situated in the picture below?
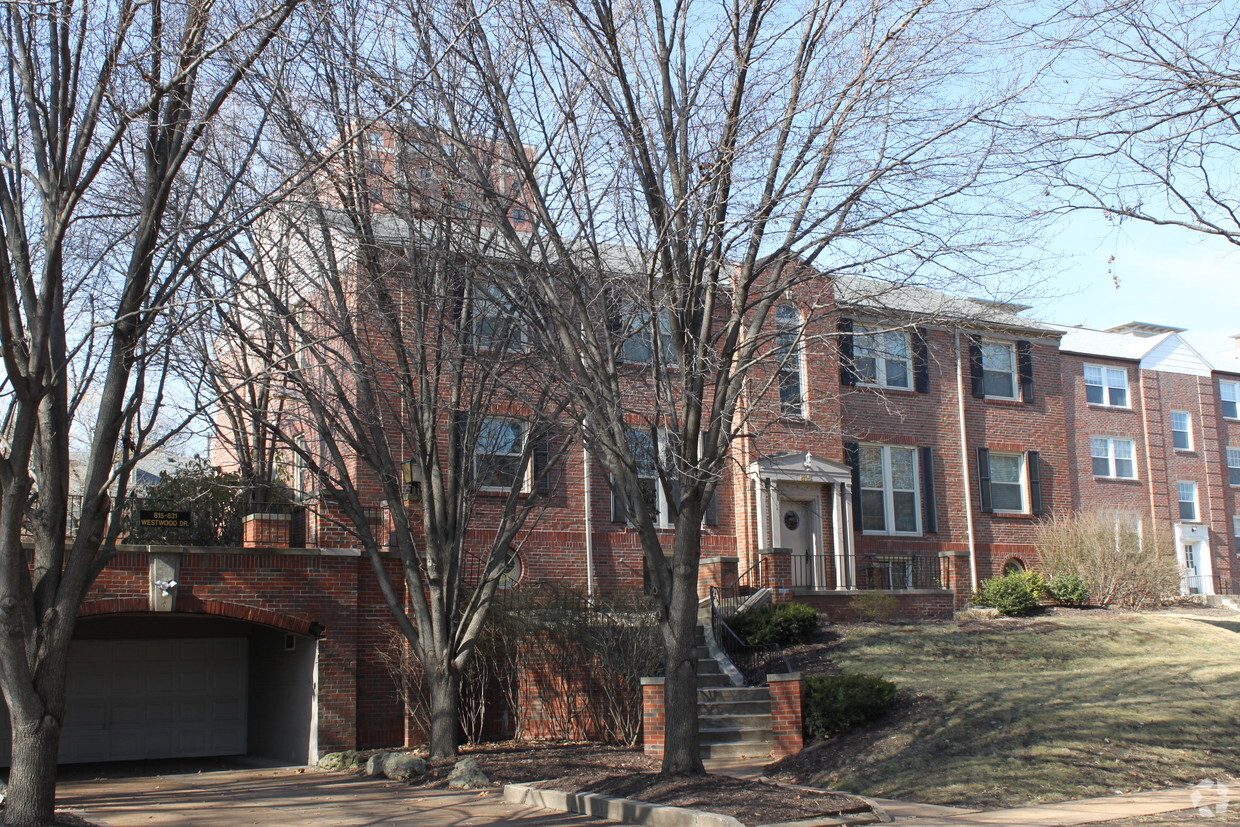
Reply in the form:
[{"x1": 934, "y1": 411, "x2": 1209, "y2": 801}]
[
  {"x1": 939, "y1": 550, "x2": 972, "y2": 611},
  {"x1": 242, "y1": 512, "x2": 290, "y2": 548},
  {"x1": 698, "y1": 556, "x2": 740, "y2": 601},
  {"x1": 768, "y1": 672, "x2": 803, "y2": 758},
  {"x1": 641, "y1": 677, "x2": 665, "y2": 758},
  {"x1": 760, "y1": 547, "x2": 792, "y2": 601}
]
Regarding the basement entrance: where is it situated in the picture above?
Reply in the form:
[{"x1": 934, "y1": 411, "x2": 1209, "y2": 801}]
[{"x1": 0, "y1": 614, "x2": 317, "y2": 767}]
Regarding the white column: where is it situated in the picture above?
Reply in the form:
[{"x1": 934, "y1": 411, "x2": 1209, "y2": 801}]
[
  {"x1": 841, "y1": 483, "x2": 856, "y2": 588},
  {"x1": 754, "y1": 475, "x2": 767, "y2": 551},
  {"x1": 832, "y1": 484, "x2": 846, "y2": 591}
]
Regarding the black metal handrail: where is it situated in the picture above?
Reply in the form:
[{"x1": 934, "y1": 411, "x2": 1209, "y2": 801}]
[
  {"x1": 1180, "y1": 573, "x2": 1234, "y2": 597},
  {"x1": 708, "y1": 563, "x2": 790, "y2": 686}
]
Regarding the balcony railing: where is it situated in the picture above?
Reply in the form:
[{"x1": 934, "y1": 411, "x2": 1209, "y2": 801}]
[
  {"x1": 1180, "y1": 574, "x2": 1234, "y2": 597},
  {"x1": 790, "y1": 550, "x2": 944, "y2": 591}
]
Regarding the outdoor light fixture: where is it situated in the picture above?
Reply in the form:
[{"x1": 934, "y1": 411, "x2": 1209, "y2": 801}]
[
  {"x1": 400, "y1": 458, "x2": 422, "y2": 501},
  {"x1": 308, "y1": 621, "x2": 326, "y2": 638},
  {"x1": 154, "y1": 579, "x2": 178, "y2": 597}
]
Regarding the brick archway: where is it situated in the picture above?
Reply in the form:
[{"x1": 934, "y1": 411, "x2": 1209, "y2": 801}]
[{"x1": 79, "y1": 596, "x2": 316, "y2": 636}]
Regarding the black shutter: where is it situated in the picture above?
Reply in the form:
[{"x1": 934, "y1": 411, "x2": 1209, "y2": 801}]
[
  {"x1": 913, "y1": 327, "x2": 930, "y2": 393},
  {"x1": 920, "y1": 446, "x2": 937, "y2": 533},
  {"x1": 1017, "y1": 340, "x2": 1034, "y2": 403},
  {"x1": 666, "y1": 431, "x2": 683, "y2": 522},
  {"x1": 611, "y1": 476, "x2": 627, "y2": 523},
  {"x1": 976, "y1": 447, "x2": 993, "y2": 513},
  {"x1": 704, "y1": 487, "x2": 720, "y2": 526},
  {"x1": 452, "y1": 410, "x2": 469, "y2": 482},
  {"x1": 968, "y1": 335, "x2": 985, "y2": 398},
  {"x1": 531, "y1": 430, "x2": 550, "y2": 495},
  {"x1": 843, "y1": 441, "x2": 862, "y2": 525},
  {"x1": 838, "y1": 317, "x2": 857, "y2": 386},
  {"x1": 1028, "y1": 450, "x2": 1044, "y2": 515}
]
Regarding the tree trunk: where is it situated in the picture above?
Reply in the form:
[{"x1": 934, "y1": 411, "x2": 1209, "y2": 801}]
[
  {"x1": 5, "y1": 710, "x2": 62, "y2": 827},
  {"x1": 426, "y1": 660, "x2": 460, "y2": 760},
  {"x1": 660, "y1": 535, "x2": 705, "y2": 775}
]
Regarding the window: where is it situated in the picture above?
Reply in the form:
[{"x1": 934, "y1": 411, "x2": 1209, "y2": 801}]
[
  {"x1": 1003, "y1": 558, "x2": 1026, "y2": 575},
  {"x1": 853, "y1": 326, "x2": 911, "y2": 390},
  {"x1": 1171, "y1": 411, "x2": 1192, "y2": 451},
  {"x1": 980, "y1": 341, "x2": 1017, "y2": 399},
  {"x1": 1084, "y1": 365, "x2": 1129, "y2": 407},
  {"x1": 1233, "y1": 515, "x2": 1240, "y2": 539},
  {"x1": 617, "y1": 303, "x2": 672, "y2": 365},
  {"x1": 475, "y1": 419, "x2": 528, "y2": 491},
  {"x1": 858, "y1": 445, "x2": 920, "y2": 534},
  {"x1": 774, "y1": 304, "x2": 806, "y2": 416},
  {"x1": 988, "y1": 452, "x2": 1025, "y2": 512},
  {"x1": 1177, "y1": 481, "x2": 1199, "y2": 522},
  {"x1": 871, "y1": 556, "x2": 913, "y2": 590},
  {"x1": 1228, "y1": 447, "x2": 1240, "y2": 486},
  {"x1": 1221, "y1": 380, "x2": 1239, "y2": 419},
  {"x1": 470, "y1": 284, "x2": 525, "y2": 351},
  {"x1": 616, "y1": 427, "x2": 673, "y2": 527},
  {"x1": 1091, "y1": 437, "x2": 1135, "y2": 479}
]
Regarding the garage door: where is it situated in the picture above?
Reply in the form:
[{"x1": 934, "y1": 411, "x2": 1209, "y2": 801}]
[{"x1": 0, "y1": 638, "x2": 247, "y2": 765}]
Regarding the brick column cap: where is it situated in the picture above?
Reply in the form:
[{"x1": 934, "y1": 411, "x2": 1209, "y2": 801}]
[
  {"x1": 640, "y1": 677, "x2": 666, "y2": 686},
  {"x1": 767, "y1": 672, "x2": 802, "y2": 682},
  {"x1": 243, "y1": 512, "x2": 291, "y2": 522},
  {"x1": 701, "y1": 555, "x2": 740, "y2": 565},
  {"x1": 937, "y1": 550, "x2": 969, "y2": 558},
  {"x1": 759, "y1": 547, "x2": 792, "y2": 556}
]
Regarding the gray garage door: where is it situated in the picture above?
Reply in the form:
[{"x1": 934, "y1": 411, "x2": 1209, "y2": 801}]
[{"x1": 0, "y1": 638, "x2": 247, "y2": 765}]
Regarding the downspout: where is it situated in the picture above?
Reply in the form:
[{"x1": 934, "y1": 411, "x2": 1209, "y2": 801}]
[
  {"x1": 955, "y1": 330, "x2": 979, "y2": 591},
  {"x1": 582, "y1": 440, "x2": 596, "y2": 597}
]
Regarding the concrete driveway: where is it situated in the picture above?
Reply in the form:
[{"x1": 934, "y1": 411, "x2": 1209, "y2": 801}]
[{"x1": 56, "y1": 766, "x2": 624, "y2": 827}]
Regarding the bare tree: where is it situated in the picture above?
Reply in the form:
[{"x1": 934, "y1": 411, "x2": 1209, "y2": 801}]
[
  {"x1": 399, "y1": 0, "x2": 1055, "y2": 773},
  {"x1": 0, "y1": 0, "x2": 298, "y2": 820},
  {"x1": 1046, "y1": 0, "x2": 1240, "y2": 244},
  {"x1": 204, "y1": 11, "x2": 571, "y2": 755}
]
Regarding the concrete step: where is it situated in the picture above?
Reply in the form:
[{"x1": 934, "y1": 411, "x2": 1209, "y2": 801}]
[
  {"x1": 700, "y1": 713, "x2": 772, "y2": 731},
  {"x1": 699, "y1": 725, "x2": 774, "y2": 745},
  {"x1": 699, "y1": 741, "x2": 773, "y2": 759},
  {"x1": 697, "y1": 686, "x2": 770, "y2": 702},
  {"x1": 695, "y1": 673, "x2": 734, "y2": 688},
  {"x1": 698, "y1": 698, "x2": 773, "y2": 716},
  {"x1": 696, "y1": 658, "x2": 724, "y2": 676}
]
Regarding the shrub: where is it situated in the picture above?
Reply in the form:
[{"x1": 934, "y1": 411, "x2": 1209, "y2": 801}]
[
  {"x1": 1036, "y1": 511, "x2": 1181, "y2": 608},
  {"x1": 802, "y1": 673, "x2": 896, "y2": 739},
  {"x1": 850, "y1": 590, "x2": 898, "y2": 622},
  {"x1": 727, "y1": 601, "x2": 819, "y2": 647},
  {"x1": 971, "y1": 571, "x2": 1043, "y2": 616},
  {"x1": 1046, "y1": 572, "x2": 1090, "y2": 606}
]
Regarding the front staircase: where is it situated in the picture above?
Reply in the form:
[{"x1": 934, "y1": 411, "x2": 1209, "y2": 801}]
[{"x1": 693, "y1": 626, "x2": 774, "y2": 758}]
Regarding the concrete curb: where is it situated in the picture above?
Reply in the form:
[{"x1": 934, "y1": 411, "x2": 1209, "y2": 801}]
[
  {"x1": 505, "y1": 782, "x2": 745, "y2": 827},
  {"x1": 504, "y1": 782, "x2": 884, "y2": 827}
]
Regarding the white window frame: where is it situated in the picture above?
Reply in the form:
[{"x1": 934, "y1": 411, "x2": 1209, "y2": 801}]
[
  {"x1": 854, "y1": 326, "x2": 913, "y2": 391},
  {"x1": 1227, "y1": 447, "x2": 1240, "y2": 487},
  {"x1": 475, "y1": 418, "x2": 530, "y2": 493},
  {"x1": 1233, "y1": 515, "x2": 1240, "y2": 539},
  {"x1": 617, "y1": 303, "x2": 673, "y2": 365},
  {"x1": 470, "y1": 283, "x2": 527, "y2": 352},
  {"x1": 1177, "y1": 480, "x2": 1199, "y2": 522},
  {"x1": 623, "y1": 427, "x2": 674, "y2": 528},
  {"x1": 1170, "y1": 410, "x2": 1193, "y2": 451},
  {"x1": 872, "y1": 555, "x2": 914, "y2": 590},
  {"x1": 1090, "y1": 437, "x2": 1136, "y2": 479},
  {"x1": 858, "y1": 444, "x2": 922, "y2": 536},
  {"x1": 1083, "y1": 364, "x2": 1129, "y2": 408},
  {"x1": 1221, "y1": 380, "x2": 1239, "y2": 420},
  {"x1": 988, "y1": 451, "x2": 1028, "y2": 514},
  {"x1": 774, "y1": 304, "x2": 807, "y2": 417},
  {"x1": 980, "y1": 340, "x2": 1019, "y2": 400}
]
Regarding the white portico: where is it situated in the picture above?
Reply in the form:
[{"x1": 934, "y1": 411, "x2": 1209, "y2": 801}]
[{"x1": 749, "y1": 452, "x2": 856, "y2": 590}]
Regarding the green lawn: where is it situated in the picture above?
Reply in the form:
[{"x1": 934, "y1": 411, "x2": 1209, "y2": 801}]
[{"x1": 769, "y1": 613, "x2": 1240, "y2": 809}]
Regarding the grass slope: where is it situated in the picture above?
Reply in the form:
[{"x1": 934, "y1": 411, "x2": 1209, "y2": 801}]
[{"x1": 770, "y1": 613, "x2": 1240, "y2": 809}]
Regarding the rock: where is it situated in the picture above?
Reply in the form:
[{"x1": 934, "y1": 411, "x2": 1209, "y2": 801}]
[
  {"x1": 365, "y1": 752, "x2": 392, "y2": 777},
  {"x1": 955, "y1": 607, "x2": 1000, "y2": 621},
  {"x1": 383, "y1": 753, "x2": 426, "y2": 781},
  {"x1": 318, "y1": 750, "x2": 361, "y2": 771},
  {"x1": 446, "y1": 757, "x2": 490, "y2": 789}
]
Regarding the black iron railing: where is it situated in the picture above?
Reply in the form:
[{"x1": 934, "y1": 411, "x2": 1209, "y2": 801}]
[
  {"x1": 1180, "y1": 574, "x2": 1234, "y2": 596},
  {"x1": 708, "y1": 561, "x2": 790, "y2": 686},
  {"x1": 855, "y1": 554, "x2": 943, "y2": 591}
]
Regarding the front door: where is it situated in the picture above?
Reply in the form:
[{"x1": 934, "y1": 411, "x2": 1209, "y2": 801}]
[
  {"x1": 779, "y1": 499, "x2": 818, "y2": 588},
  {"x1": 1183, "y1": 541, "x2": 1203, "y2": 594}
]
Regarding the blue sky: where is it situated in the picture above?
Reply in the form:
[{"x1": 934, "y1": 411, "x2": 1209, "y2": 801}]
[{"x1": 1029, "y1": 211, "x2": 1240, "y2": 358}]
